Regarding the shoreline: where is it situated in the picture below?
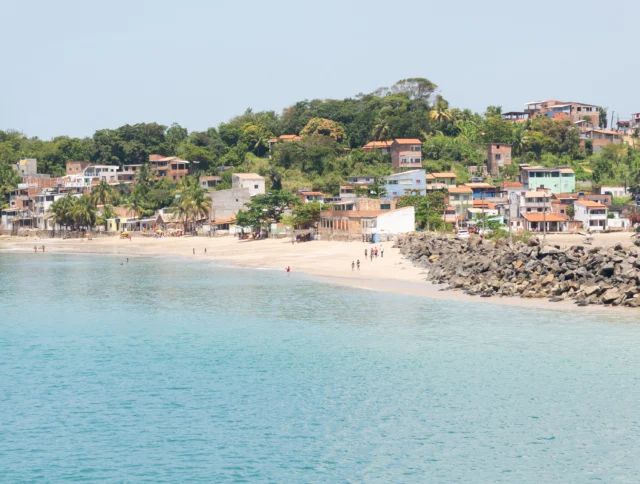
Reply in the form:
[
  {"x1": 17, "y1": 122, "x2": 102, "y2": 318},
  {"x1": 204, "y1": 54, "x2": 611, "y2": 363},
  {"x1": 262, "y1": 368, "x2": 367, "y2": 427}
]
[{"x1": 0, "y1": 234, "x2": 632, "y2": 313}]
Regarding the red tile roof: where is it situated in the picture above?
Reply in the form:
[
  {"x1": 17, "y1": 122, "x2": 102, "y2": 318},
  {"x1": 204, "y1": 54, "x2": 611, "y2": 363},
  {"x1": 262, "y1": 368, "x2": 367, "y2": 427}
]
[
  {"x1": 522, "y1": 213, "x2": 567, "y2": 222},
  {"x1": 394, "y1": 138, "x2": 422, "y2": 144},
  {"x1": 575, "y1": 200, "x2": 607, "y2": 209},
  {"x1": 500, "y1": 181, "x2": 523, "y2": 188}
]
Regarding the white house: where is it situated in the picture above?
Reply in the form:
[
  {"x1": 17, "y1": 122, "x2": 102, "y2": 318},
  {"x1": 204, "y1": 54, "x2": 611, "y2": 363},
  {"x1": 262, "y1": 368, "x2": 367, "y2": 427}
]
[
  {"x1": 574, "y1": 200, "x2": 608, "y2": 231},
  {"x1": 232, "y1": 173, "x2": 265, "y2": 197}
]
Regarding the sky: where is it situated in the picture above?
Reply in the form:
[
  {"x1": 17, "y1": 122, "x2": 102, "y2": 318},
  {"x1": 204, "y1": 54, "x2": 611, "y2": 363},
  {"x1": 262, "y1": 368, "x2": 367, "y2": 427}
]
[{"x1": 1, "y1": 0, "x2": 638, "y2": 139}]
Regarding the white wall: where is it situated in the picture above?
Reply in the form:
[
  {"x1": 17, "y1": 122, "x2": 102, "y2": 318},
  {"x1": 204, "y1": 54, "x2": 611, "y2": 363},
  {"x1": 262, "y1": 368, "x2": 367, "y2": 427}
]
[
  {"x1": 375, "y1": 206, "x2": 415, "y2": 234},
  {"x1": 232, "y1": 175, "x2": 265, "y2": 197}
]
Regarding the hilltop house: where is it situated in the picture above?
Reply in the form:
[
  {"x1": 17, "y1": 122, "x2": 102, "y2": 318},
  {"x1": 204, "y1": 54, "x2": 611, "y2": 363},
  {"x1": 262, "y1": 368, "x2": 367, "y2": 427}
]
[
  {"x1": 362, "y1": 141, "x2": 392, "y2": 154},
  {"x1": 426, "y1": 172, "x2": 457, "y2": 186},
  {"x1": 524, "y1": 100, "x2": 600, "y2": 124},
  {"x1": 519, "y1": 165, "x2": 576, "y2": 194},
  {"x1": 231, "y1": 173, "x2": 265, "y2": 197},
  {"x1": 391, "y1": 139, "x2": 422, "y2": 170},
  {"x1": 199, "y1": 175, "x2": 222, "y2": 190}
]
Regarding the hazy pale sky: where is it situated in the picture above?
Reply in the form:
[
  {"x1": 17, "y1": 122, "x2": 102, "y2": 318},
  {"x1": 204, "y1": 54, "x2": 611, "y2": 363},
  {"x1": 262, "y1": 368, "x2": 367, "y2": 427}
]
[{"x1": 2, "y1": 0, "x2": 638, "y2": 139}]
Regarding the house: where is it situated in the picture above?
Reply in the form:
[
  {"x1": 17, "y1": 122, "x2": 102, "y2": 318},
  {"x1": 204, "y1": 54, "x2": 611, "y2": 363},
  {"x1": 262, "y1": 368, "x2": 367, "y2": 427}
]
[
  {"x1": 299, "y1": 191, "x2": 325, "y2": 204},
  {"x1": 464, "y1": 182, "x2": 498, "y2": 200},
  {"x1": 487, "y1": 143, "x2": 512, "y2": 176},
  {"x1": 606, "y1": 206, "x2": 631, "y2": 231},
  {"x1": 426, "y1": 172, "x2": 457, "y2": 186},
  {"x1": 348, "y1": 175, "x2": 377, "y2": 186},
  {"x1": 362, "y1": 141, "x2": 392, "y2": 154},
  {"x1": 442, "y1": 206, "x2": 459, "y2": 224},
  {"x1": 519, "y1": 191, "x2": 552, "y2": 217},
  {"x1": 501, "y1": 112, "x2": 530, "y2": 122},
  {"x1": 13, "y1": 158, "x2": 38, "y2": 177},
  {"x1": 391, "y1": 139, "x2": 422, "y2": 170},
  {"x1": 574, "y1": 119, "x2": 597, "y2": 133},
  {"x1": 231, "y1": 173, "x2": 265, "y2": 197},
  {"x1": 200, "y1": 175, "x2": 222, "y2": 190},
  {"x1": 574, "y1": 200, "x2": 608, "y2": 232},
  {"x1": 209, "y1": 188, "x2": 253, "y2": 220},
  {"x1": 268, "y1": 134, "x2": 301, "y2": 151},
  {"x1": 381, "y1": 169, "x2": 426, "y2": 199},
  {"x1": 1, "y1": 208, "x2": 33, "y2": 230},
  {"x1": 521, "y1": 213, "x2": 569, "y2": 233},
  {"x1": 33, "y1": 189, "x2": 79, "y2": 230},
  {"x1": 84, "y1": 164, "x2": 119, "y2": 183},
  {"x1": 201, "y1": 217, "x2": 237, "y2": 236},
  {"x1": 118, "y1": 164, "x2": 143, "y2": 183},
  {"x1": 500, "y1": 181, "x2": 523, "y2": 191},
  {"x1": 319, "y1": 198, "x2": 412, "y2": 241},
  {"x1": 632, "y1": 112, "x2": 640, "y2": 128},
  {"x1": 551, "y1": 193, "x2": 579, "y2": 217},
  {"x1": 596, "y1": 186, "x2": 631, "y2": 198},
  {"x1": 524, "y1": 100, "x2": 600, "y2": 124},
  {"x1": 339, "y1": 185, "x2": 357, "y2": 198},
  {"x1": 446, "y1": 186, "x2": 473, "y2": 215},
  {"x1": 66, "y1": 161, "x2": 91, "y2": 175},
  {"x1": 519, "y1": 165, "x2": 576, "y2": 194},
  {"x1": 616, "y1": 120, "x2": 631, "y2": 135},
  {"x1": 106, "y1": 207, "x2": 133, "y2": 232},
  {"x1": 148, "y1": 155, "x2": 193, "y2": 181},
  {"x1": 583, "y1": 129, "x2": 622, "y2": 153}
]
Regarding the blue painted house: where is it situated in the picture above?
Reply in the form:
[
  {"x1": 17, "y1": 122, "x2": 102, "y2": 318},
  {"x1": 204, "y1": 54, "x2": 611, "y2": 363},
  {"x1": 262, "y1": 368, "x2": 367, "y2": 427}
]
[{"x1": 381, "y1": 169, "x2": 426, "y2": 200}]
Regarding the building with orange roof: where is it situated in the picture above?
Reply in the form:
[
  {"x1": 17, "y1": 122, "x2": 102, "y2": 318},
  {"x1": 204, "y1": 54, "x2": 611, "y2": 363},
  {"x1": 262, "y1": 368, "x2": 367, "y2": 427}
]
[
  {"x1": 574, "y1": 200, "x2": 608, "y2": 231},
  {"x1": 524, "y1": 100, "x2": 600, "y2": 125},
  {"x1": 268, "y1": 135, "x2": 302, "y2": 151},
  {"x1": 521, "y1": 212, "x2": 569, "y2": 233},
  {"x1": 426, "y1": 172, "x2": 457, "y2": 186},
  {"x1": 446, "y1": 186, "x2": 473, "y2": 215},
  {"x1": 362, "y1": 141, "x2": 392, "y2": 154},
  {"x1": 391, "y1": 139, "x2": 422, "y2": 170}
]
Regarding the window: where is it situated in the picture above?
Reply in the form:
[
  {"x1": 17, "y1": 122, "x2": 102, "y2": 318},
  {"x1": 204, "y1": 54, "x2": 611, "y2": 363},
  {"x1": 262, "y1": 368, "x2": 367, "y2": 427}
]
[
  {"x1": 495, "y1": 154, "x2": 501, "y2": 160},
  {"x1": 380, "y1": 204, "x2": 391, "y2": 210},
  {"x1": 254, "y1": 185, "x2": 259, "y2": 189},
  {"x1": 416, "y1": 180, "x2": 421, "y2": 184}
]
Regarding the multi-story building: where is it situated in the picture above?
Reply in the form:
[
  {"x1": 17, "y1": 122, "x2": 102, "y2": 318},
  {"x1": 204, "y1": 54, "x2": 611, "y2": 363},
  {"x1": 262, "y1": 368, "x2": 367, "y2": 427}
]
[
  {"x1": 13, "y1": 158, "x2": 38, "y2": 177},
  {"x1": 501, "y1": 112, "x2": 530, "y2": 122},
  {"x1": 34, "y1": 189, "x2": 81, "y2": 229},
  {"x1": 199, "y1": 175, "x2": 222, "y2": 190},
  {"x1": 391, "y1": 139, "x2": 422, "y2": 170},
  {"x1": 65, "y1": 161, "x2": 119, "y2": 184},
  {"x1": 518, "y1": 190, "x2": 552, "y2": 217},
  {"x1": 66, "y1": 161, "x2": 91, "y2": 175},
  {"x1": 381, "y1": 169, "x2": 426, "y2": 199},
  {"x1": 464, "y1": 182, "x2": 498, "y2": 200},
  {"x1": 446, "y1": 186, "x2": 473, "y2": 216},
  {"x1": 524, "y1": 100, "x2": 600, "y2": 124},
  {"x1": 348, "y1": 175, "x2": 376, "y2": 186},
  {"x1": 487, "y1": 143, "x2": 512, "y2": 176},
  {"x1": 118, "y1": 164, "x2": 143, "y2": 183},
  {"x1": 574, "y1": 200, "x2": 608, "y2": 231},
  {"x1": 519, "y1": 165, "x2": 575, "y2": 194},
  {"x1": 149, "y1": 155, "x2": 193, "y2": 181},
  {"x1": 632, "y1": 112, "x2": 640, "y2": 128},
  {"x1": 339, "y1": 185, "x2": 357, "y2": 198},
  {"x1": 231, "y1": 173, "x2": 265, "y2": 197}
]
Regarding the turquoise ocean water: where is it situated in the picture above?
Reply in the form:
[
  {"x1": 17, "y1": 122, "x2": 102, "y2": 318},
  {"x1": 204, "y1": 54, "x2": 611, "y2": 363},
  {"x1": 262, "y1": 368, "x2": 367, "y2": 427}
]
[{"x1": 1, "y1": 253, "x2": 640, "y2": 483}]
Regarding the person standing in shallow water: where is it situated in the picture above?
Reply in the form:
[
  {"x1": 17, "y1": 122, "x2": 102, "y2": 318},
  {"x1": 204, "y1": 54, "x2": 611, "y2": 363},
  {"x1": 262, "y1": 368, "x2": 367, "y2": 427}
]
[
  {"x1": 41, "y1": 245, "x2": 45, "y2": 253},
  {"x1": 193, "y1": 248, "x2": 195, "y2": 255},
  {"x1": 33, "y1": 245, "x2": 38, "y2": 253},
  {"x1": 351, "y1": 261, "x2": 355, "y2": 271},
  {"x1": 357, "y1": 259, "x2": 360, "y2": 271}
]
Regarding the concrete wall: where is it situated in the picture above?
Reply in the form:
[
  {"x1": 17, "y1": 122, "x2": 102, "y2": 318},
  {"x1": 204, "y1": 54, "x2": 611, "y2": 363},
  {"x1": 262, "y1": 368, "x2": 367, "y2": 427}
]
[
  {"x1": 232, "y1": 175, "x2": 265, "y2": 196},
  {"x1": 209, "y1": 188, "x2": 251, "y2": 219},
  {"x1": 376, "y1": 206, "x2": 415, "y2": 234}
]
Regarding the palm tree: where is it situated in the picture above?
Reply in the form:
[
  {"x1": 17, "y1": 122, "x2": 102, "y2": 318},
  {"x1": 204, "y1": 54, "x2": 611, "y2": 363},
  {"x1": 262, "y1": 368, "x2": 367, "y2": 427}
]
[
  {"x1": 135, "y1": 163, "x2": 155, "y2": 185},
  {"x1": 98, "y1": 205, "x2": 117, "y2": 231},
  {"x1": 511, "y1": 126, "x2": 530, "y2": 156},
  {"x1": 49, "y1": 193, "x2": 77, "y2": 232},
  {"x1": 430, "y1": 105, "x2": 453, "y2": 123},
  {"x1": 124, "y1": 196, "x2": 144, "y2": 219},
  {"x1": 91, "y1": 179, "x2": 116, "y2": 207},
  {"x1": 371, "y1": 117, "x2": 391, "y2": 141},
  {"x1": 189, "y1": 190, "x2": 212, "y2": 231},
  {"x1": 69, "y1": 195, "x2": 97, "y2": 231}
]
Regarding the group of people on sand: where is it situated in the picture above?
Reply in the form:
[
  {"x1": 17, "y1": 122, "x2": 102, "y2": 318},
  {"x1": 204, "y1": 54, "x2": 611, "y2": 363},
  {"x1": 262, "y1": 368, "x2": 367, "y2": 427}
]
[
  {"x1": 33, "y1": 245, "x2": 45, "y2": 253},
  {"x1": 353, "y1": 245, "x2": 385, "y2": 271}
]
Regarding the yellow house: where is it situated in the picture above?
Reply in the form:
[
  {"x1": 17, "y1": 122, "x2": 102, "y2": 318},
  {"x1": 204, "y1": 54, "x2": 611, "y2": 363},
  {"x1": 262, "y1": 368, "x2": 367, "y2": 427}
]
[{"x1": 106, "y1": 207, "x2": 132, "y2": 232}]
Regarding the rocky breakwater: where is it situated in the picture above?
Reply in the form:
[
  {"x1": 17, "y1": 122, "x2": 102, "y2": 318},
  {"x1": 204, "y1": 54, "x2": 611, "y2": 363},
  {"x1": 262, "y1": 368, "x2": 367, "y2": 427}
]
[{"x1": 396, "y1": 233, "x2": 640, "y2": 308}]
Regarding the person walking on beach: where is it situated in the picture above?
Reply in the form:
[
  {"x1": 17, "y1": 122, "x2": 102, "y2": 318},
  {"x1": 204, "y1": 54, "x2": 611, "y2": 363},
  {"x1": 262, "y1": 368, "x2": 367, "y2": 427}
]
[
  {"x1": 364, "y1": 248, "x2": 368, "y2": 258},
  {"x1": 193, "y1": 248, "x2": 195, "y2": 255},
  {"x1": 351, "y1": 261, "x2": 355, "y2": 271},
  {"x1": 381, "y1": 246, "x2": 384, "y2": 258},
  {"x1": 204, "y1": 248, "x2": 207, "y2": 254},
  {"x1": 41, "y1": 245, "x2": 45, "y2": 253},
  {"x1": 357, "y1": 259, "x2": 360, "y2": 271},
  {"x1": 370, "y1": 250, "x2": 373, "y2": 262}
]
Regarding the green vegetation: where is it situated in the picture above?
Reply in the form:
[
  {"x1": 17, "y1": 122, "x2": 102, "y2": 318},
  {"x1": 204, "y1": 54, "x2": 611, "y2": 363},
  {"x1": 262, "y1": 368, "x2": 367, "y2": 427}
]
[{"x1": 2, "y1": 77, "x2": 640, "y2": 215}]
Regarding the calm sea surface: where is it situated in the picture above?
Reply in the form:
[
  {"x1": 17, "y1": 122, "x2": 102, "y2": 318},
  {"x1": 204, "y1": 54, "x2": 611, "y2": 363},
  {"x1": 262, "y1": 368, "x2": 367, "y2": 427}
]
[{"x1": 1, "y1": 253, "x2": 640, "y2": 483}]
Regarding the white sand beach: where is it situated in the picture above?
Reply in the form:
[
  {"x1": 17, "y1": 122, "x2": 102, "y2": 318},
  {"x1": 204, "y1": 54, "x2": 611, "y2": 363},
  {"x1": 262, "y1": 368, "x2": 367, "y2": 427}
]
[{"x1": 2, "y1": 232, "x2": 636, "y2": 312}]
